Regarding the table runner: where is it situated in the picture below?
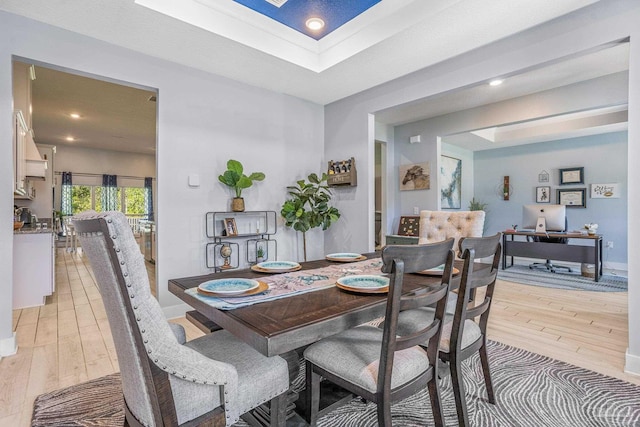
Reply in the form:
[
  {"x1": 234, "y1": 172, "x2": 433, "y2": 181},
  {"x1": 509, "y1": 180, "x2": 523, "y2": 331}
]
[{"x1": 185, "y1": 258, "x2": 385, "y2": 310}]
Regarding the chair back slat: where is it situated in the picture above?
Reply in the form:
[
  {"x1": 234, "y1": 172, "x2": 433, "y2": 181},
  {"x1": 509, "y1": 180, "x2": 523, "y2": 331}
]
[
  {"x1": 379, "y1": 239, "x2": 455, "y2": 394},
  {"x1": 469, "y1": 270, "x2": 499, "y2": 289},
  {"x1": 465, "y1": 297, "x2": 491, "y2": 320}
]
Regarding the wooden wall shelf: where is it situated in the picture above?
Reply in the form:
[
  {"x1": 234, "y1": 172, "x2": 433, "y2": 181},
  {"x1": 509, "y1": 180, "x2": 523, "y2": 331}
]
[{"x1": 327, "y1": 157, "x2": 357, "y2": 187}]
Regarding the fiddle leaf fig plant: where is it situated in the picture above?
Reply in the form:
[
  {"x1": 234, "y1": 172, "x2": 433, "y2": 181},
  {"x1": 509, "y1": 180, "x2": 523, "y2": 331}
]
[
  {"x1": 218, "y1": 159, "x2": 265, "y2": 198},
  {"x1": 281, "y1": 172, "x2": 340, "y2": 261}
]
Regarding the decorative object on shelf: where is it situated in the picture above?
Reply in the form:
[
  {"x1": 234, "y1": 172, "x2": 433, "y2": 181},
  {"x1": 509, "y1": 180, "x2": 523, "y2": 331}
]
[
  {"x1": 440, "y1": 155, "x2": 461, "y2": 209},
  {"x1": 220, "y1": 243, "x2": 233, "y2": 269},
  {"x1": 538, "y1": 170, "x2": 549, "y2": 183},
  {"x1": 327, "y1": 157, "x2": 357, "y2": 186},
  {"x1": 281, "y1": 172, "x2": 340, "y2": 261},
  {"x1": 559, "y1": 167, "x2": 584, "y2": 185},
  {"x1": 591, "y1": 183, "x2": 620, "y2": 199},
  {"x1": 557, "y1": 188, "x2": 586, "y2": 208},
  {"x1": 224, "y1": 218, "x2": 238, "y2": 236},
  {"x1": 397, "y1": 216, "x2": 420, "y2": 236},
  {"x1": 399, "y1": 162, "x2": 430, "y2": 190},
  {"x1": 584, "y1": 223, "x2": 598, "y2": 235},
  {"x1": 503, "y1": 176, "x2": 510, "y2": 200},
  {"x1": 256, "y1": 245, "x2": 265, "y2": 263},
  {"x1": 218, "y1": 159, "x2": 265, "y2": 212},
  {"x1": 536, "y1": 186, "x2": 551, "y2": 203}
]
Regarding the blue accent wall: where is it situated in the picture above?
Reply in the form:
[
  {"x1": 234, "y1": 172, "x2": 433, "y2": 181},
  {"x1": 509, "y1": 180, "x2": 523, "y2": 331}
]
[{"x1": 471, "y1": 131, "x2": 628, "y2": 266}]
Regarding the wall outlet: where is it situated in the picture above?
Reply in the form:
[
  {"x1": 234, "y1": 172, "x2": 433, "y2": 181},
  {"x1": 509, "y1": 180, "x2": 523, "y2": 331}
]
[
  {"x1": 606, "y1": 241, "x2": 614, "y2": 249},
  {"x1": 413, "y1": 206, "x2": 419, "y2": 215}
]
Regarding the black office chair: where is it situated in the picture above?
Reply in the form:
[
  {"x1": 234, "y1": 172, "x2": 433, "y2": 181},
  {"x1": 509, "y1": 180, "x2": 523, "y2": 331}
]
[{"x1": 527, "y1": 217, "x2": 572, "y2": 273}]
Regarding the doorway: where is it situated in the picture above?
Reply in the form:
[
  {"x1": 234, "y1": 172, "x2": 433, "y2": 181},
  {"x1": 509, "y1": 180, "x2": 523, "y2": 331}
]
[{"x1": 12, "y1": 58, "x2": 159, "y2": 295}]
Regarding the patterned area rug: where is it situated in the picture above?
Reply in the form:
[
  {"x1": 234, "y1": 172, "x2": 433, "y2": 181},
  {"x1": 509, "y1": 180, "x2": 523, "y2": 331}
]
[
  {"x1": 498, "y1": 264, "x2": 627, "y2": 292},
  {"x1": 32, "y1": 341, "x2": 640, "y2": 427}
]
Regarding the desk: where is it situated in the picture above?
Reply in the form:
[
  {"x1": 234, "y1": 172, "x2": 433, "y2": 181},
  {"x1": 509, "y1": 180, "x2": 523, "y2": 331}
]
[
  {"x1": 169, "y1": 254, "x2": 453, "y2": 357},
  {"x1": 501, "y1": 231, "x2": 603, "y2": 282}
]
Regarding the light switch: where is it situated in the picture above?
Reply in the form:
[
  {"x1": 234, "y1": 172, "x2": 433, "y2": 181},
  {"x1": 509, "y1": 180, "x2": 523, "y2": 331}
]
[{"x1": 188, "y1": 174, "x2": 200, "y2": 187}]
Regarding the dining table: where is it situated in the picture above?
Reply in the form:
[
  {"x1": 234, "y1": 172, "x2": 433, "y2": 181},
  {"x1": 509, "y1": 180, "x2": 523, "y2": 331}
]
[{"x1": 168, "y1": 253, "x2": 466, "y2": 425}]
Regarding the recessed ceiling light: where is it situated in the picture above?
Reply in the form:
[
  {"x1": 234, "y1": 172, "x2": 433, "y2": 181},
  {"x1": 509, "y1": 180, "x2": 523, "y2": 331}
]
[
  {"x1": 489, "y1": 79, "x2": 504, "y2": 87},
  {"x1": 65, "y1": 136, "x2": 75, "y2": 141},
  {"x1": 305, "y1": 17, "x2": 325, "y2": 31},
  {"x1": 70, "y1": 113, "x2": 81, "y2": 119}
]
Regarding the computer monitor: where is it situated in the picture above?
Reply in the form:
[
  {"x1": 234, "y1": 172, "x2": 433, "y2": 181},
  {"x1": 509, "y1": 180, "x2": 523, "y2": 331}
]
[{"x1": 522, "y1": 204, "x2": 566, "y2": 232}]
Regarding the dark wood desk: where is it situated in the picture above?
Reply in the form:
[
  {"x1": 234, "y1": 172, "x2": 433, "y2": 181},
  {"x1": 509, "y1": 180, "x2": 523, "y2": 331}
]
[
  {"x1": 169, "y1": 253, "x2": 452, "y2": 357},
  {"x1": 501, "y1": 231, "x2": 603, "y2": 281}
]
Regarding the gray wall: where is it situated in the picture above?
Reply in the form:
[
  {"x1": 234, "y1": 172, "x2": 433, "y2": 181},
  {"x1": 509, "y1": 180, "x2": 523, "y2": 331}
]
[
  {"x1": 472, "y1": 132, "x2": 628, "y2": 267},
  {"x1": 0, "y1": 10, "x2": 324, "y2": 350}
]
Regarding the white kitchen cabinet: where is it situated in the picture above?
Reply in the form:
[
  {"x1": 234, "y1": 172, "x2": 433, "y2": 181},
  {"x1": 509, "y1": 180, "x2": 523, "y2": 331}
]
[{"x1": 13, "y1": 231, "x2": 55, "y2": 309}]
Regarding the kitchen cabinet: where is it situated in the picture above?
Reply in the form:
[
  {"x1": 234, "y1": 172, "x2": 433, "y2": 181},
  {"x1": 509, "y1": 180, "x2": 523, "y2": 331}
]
[
  {"x1": 13, "y1": 111, "x2": 27, "y2": 197},
  {"x1": 13, "y1": 230, "x2": 55, "y2": 309}
]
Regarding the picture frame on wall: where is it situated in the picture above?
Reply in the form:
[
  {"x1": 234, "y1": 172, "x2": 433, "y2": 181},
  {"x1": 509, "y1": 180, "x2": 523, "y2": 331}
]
[
  {"x1": 536, "y1": 186, "x2": 551, "y2": 203},
  {"x1": 399, "y1": 162, "x2": 430, "y2": 191},
  {"x1": 538, "y1": 170, "x2": 549, "y2": 183},
  {"x1": 440, "y1": 155, "x2": 462, "y2": 209},
  {"x1": 557, "y1": 188, "x2": 586, "y2": 208},
  {"x1": 397, "y1": 216, "x2": 420, "y2": 236},
  {"x1": 559, "y1": 167, "x2": 584, "y2": 185},
  {"x1": 591, "y1": 183, "x2": 620, "y2": 199}
]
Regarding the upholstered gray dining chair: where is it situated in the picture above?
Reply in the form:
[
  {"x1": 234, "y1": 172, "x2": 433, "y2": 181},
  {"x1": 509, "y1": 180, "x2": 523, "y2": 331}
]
[
  {"x1": 73, "y1": 211, "x2": 289, "y2": 427},
  {"x1": 396, "y1": 232, "x2": 502, "y2": 427},
  {"x1": 304, "y1": 239, "x2": 456, "y2": 427}
]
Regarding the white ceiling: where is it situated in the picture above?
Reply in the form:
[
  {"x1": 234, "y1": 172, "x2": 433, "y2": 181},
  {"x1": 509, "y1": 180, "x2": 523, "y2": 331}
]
[
  {"x1": 3, "y1": 0, "x2": 629, "y2": 153},
  {"x1": 0, "y1": 0, "x2": 599, "y2": 105}
]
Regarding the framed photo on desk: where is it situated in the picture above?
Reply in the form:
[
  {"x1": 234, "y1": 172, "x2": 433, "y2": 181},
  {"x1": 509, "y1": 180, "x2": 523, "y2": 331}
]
[{"x1": 557, "y1": 188, "x2": 586, "y2": 208}]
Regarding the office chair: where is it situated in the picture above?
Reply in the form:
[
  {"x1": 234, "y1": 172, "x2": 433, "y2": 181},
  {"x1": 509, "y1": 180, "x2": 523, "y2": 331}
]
[{"x1": 528, "y1": 217, "x2": 572, "y2": 273}]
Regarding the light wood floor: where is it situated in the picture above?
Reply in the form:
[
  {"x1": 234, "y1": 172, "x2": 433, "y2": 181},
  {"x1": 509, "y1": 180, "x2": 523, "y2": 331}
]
[{"x1": 1, "y1": 249, "x2": 638, "y2": 426}]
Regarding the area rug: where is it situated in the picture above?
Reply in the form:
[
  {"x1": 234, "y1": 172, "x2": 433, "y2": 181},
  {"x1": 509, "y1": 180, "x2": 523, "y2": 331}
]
[
  {"x1": 498, "y1": 264, "x2": 627, "y2": 292},
  {"x1": 32, "y1": 341, "x2": 640, "y2": 427}
]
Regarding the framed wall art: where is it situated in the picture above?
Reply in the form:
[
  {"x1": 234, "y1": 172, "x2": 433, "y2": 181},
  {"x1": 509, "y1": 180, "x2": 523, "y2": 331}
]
[
  {"x1": 557, "y1": 188, "x2": 586, "y2": 208},
  {"x1": 397, "y1": 216, "x2": 420, "y2": 236},
  {"x1": 399, "y1": 162, "x2": 430, "y2": 191},
  {"x1": 559, "y1": 167, "x2": 584, "y2": 185},
  {"x1": 538, "y1": 170, "x2": 549, "y2": 183},
  {"x1": 536, "y1": 186, "x2": 551, "y2": 203},
  {"x1": 591, "y1": 183, "x2": 620, "y2": 199},
  {"x1": 440, "y1": 156, "x2": 461, "y2": 209}
]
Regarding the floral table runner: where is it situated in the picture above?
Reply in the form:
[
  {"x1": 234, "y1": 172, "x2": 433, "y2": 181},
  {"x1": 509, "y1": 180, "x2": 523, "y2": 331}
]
[{"x1": 185, "y1": 258, "x2": 384, "y2": 310}]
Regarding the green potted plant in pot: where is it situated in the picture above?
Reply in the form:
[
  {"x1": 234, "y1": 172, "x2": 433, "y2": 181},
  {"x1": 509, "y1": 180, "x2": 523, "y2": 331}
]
[
  {"x1": 218, "y1": 159, "x2": 265, "y2": 212},
  {"x1": 281, "y1": 172, "x2": 340, "y2": 261}
]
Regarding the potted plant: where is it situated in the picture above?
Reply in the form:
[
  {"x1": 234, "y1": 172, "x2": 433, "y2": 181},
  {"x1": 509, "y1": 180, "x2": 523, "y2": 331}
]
[
  {"x1": 256, "y1": 245, "x2": 265, "y2": 263},
  {"x1": 281, "y1": 172, "x2": 340, "y2": 261},
  {"x1": 218, "y1": 159, "x2": 265, "y2": 212}
]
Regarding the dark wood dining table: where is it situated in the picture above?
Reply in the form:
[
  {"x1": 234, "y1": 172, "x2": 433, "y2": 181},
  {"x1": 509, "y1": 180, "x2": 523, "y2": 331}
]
[
  {"x1": 169, "y1": 253, "x2": 471, "y2": 425},
  {"x1": 168, "y1": 253, "x2": 454, "y2": 358}
]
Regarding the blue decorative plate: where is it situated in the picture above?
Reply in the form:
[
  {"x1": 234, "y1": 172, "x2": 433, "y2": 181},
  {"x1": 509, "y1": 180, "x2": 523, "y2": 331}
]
[
  {"x1": 326, "y1": 252, "x2": 365, "y2": 262},
  {"x1": 336, "y1": 275, "x2": 389, "y2": 293},
  {"x1": 253, "y1": 261, "x2": 301, "y2": 272},
  {"x1": 198, "y1": 278, "x2": 260, "y2": 295}
]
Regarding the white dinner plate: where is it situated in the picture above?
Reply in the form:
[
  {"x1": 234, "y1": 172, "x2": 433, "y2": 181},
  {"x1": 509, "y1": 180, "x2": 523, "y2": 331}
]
[{"x1": 198, "y1": 278, "x2": 260, "y2": 295}]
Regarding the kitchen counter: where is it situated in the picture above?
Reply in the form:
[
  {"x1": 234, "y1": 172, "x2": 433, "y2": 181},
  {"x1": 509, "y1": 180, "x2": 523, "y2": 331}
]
[{"x1": 14, "y1": 227, "x2": 55, "y2": 235}]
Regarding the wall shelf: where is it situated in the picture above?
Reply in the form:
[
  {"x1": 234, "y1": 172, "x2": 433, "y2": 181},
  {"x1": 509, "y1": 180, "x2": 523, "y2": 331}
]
[
  {"x1": 327, "y1": 157, "x2": 357, "y2": 187},
  {"x1": 205, "y1": 211, "x2": 277, "y2": 271}
]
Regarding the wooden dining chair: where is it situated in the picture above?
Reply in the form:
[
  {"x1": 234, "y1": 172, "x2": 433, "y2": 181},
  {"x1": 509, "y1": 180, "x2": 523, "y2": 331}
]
[
  {"x1": 396, "y1": 232, "x2": 502, "y2": 426},
  {"x1": 303, "y1": 239, "x2": 456, "y2": 427},
  {"x1": 73, "y1": 211, "x2": 289, "y2": 427}
]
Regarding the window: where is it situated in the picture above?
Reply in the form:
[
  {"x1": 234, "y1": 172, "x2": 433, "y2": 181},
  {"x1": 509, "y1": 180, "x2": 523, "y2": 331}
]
[
  {"x1": 71, "y1": 185, "x2": 145, "y2": 215},
  {"x1": 71, "y1": 185, "x2": 92, "y2": 214},
  {"x1": 124, "y1": 187, "x2": 146, "y2": 215}
]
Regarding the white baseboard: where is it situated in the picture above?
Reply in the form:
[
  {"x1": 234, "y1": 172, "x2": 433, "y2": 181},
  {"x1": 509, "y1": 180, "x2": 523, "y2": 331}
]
[
  {"x1": 625, "y1": 349, "x2": 640, "y2": 376},
  {"x1": 0, "y1": 332, "x2": 17, "y2": 358},
  {"x1": 163, "y1": 302, "x2": 190, "y2": 320}
]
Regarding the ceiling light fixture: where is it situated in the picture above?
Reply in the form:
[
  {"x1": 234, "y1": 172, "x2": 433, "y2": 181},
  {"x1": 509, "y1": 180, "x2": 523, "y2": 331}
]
[
  {"x1": 489, "y1": 79, "x2": 504, "y2": 87},
  {"x1": 65, "y1": 136, "x2": 75, "y2": 141},
  {"x1": 305, "y1": 17, "x2": 325, "y2": 31},
  {"x1": 70, "y1": 113, "x2": 81, "y2": 119}
]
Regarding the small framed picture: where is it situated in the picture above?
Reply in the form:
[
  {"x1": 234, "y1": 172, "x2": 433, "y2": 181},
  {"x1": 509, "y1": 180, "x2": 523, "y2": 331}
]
[
  {"x1": 538, "y1": 170, "x2": 549, "y2": 183},
  {"x1": 557, "y1": 188, "x2": 586, "y2": 208},
  {"x1": 397, "y1": 216, "x2": 420, "y2": 236},
  {"x1": 591, "y1": 183, "x2": 620, "y2": 199},
  {"x1": 559, "y1": 167, "x2": 584, "y2": 185},
  {"x1": 536, "y1": 186, "x2": 551, "y2": 203},
  {"x1": 224, "y1": 218, "x2": 238, "y2": 236}
]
